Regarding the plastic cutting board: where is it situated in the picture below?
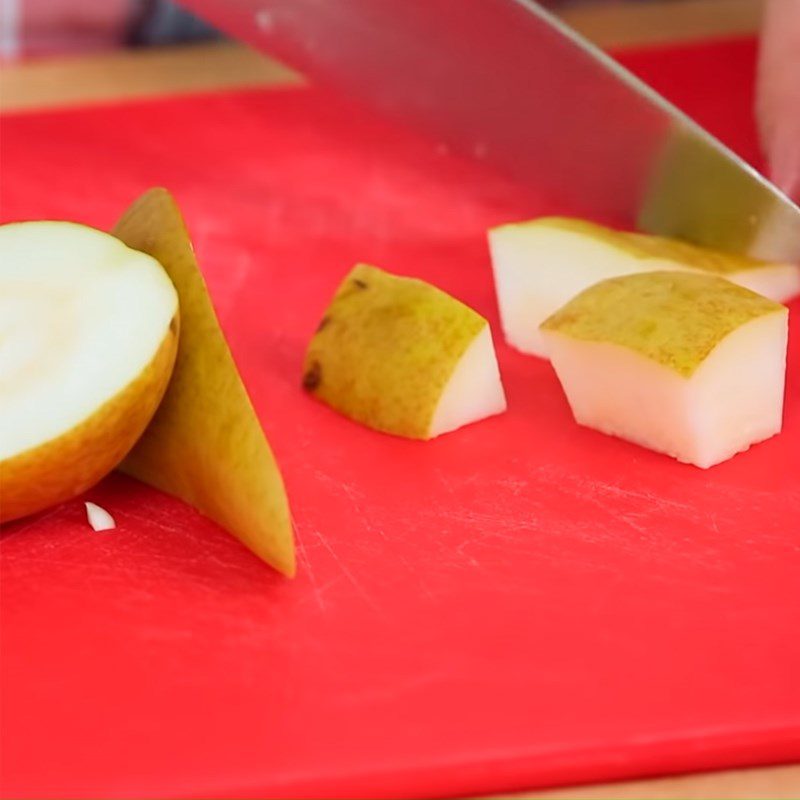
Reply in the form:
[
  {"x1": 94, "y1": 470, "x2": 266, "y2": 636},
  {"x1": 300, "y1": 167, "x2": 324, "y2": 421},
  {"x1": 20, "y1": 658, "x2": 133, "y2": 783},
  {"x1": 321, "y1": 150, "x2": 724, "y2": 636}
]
[{"x1": 0, "y1": 37, "x2": 798, "y2": 800}]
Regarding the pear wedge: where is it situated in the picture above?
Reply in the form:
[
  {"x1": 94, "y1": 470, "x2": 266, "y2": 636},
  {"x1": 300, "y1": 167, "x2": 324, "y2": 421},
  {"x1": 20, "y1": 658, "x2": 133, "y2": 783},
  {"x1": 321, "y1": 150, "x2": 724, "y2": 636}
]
[
  {"x1": 303, "y1": 264, "x2": 506, "y2": 439},
  {"x1": 541, "y1": 271, "x2": 788, "y2": 469},
  {"x1": 113, "y1": 189, "x2": 294, "y2": 576},
  {"x1": 0, "y1": 221, "x2": 178, "y2": 523},
  {"x1": 489, "y1": 216, "x2": 800, "y2": 358}
]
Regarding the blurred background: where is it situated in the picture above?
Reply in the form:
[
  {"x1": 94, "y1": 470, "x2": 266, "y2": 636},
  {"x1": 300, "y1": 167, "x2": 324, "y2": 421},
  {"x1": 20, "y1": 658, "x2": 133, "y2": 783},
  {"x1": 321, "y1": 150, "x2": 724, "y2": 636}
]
[
  {"x1": 0, "y1": 0, "x2": 221, "y2": 58},
  {"x1": 0, "y1": 0, "x2": 764, "y2": 60}
]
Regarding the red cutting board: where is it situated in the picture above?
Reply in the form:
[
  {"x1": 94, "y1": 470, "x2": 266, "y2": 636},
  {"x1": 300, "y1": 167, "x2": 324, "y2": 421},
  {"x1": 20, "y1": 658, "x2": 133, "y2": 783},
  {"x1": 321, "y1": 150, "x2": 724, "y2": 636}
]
[{"x1": 1, "y1": 38, "x2": 798, "y2": 800}]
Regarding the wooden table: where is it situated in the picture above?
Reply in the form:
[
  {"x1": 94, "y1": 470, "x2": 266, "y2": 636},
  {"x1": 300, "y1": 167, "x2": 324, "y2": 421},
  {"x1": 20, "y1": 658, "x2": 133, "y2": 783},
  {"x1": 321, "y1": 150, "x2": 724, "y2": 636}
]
[{"x1": 1, "y1": 1, "x2": 798, "y2": 797}]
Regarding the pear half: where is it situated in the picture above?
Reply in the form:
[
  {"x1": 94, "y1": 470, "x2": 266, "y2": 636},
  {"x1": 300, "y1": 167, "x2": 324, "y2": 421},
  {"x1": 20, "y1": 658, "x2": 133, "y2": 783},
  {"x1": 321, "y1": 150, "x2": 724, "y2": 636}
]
[
  {"x1": 541, "y1": 271, "x2": 788, "y2": 469},
  {"x1": 113, "y1": 189, "x2": 295, "y2": 576},
  {"x1": 303, "y1": 264, "x2": 507, "y2": 439},
  {"x1": 0, "y1": 221, "x2": 179, "y2": 522},
  {"x1": 489, "y1": 216, "x2": 800, "y2": 358}
]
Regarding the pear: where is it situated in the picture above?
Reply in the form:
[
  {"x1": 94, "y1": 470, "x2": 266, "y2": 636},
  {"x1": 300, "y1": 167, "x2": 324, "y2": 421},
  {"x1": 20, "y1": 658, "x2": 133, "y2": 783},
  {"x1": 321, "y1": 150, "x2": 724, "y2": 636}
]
[
  {"x1": 113, "y1": 189, "x2": 295, "y2": 576},
  {"x1": 489, "y1": 216, "x2": 800, "y2": 359},
  {"x1": 540, "y1": 271, "x2": 788, "y2": 469},
  {"x1": 85, "y1": 502, "x2": 116, "y2": 532},
  {"x1": 0, "y1": 221, "x2": 179, "y2": 523},
  {"x1": 303, "y1": 264, "x2": 506, "y2": 439}
]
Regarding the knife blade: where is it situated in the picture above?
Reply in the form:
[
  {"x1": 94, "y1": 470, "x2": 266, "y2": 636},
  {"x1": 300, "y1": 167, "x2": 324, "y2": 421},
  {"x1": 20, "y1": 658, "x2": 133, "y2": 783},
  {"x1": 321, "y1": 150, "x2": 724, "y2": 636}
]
[{"x1": 180, "y1": 0, "x2": 800, "y2": 262}]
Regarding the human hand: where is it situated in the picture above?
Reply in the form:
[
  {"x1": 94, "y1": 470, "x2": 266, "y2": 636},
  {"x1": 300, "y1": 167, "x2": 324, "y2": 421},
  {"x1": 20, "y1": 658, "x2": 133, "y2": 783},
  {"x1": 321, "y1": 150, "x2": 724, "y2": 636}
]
[{"x1": 757, "y1": 0, "x2": 800, "y2": 201}]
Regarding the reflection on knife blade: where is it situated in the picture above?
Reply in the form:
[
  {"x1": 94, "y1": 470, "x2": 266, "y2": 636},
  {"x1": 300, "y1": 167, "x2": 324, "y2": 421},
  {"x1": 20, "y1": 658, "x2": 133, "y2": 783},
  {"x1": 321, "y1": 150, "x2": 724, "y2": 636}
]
[{"x1": 182, "y1": 0, "x2": 800, "y2": 261}]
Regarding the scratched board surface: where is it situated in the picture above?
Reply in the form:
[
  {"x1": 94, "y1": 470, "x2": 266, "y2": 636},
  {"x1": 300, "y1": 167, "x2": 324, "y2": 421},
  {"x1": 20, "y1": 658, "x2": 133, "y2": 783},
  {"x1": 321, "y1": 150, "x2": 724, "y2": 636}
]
[{"x1": 1, "y1": 38, "x2": 798, "y2": 800}]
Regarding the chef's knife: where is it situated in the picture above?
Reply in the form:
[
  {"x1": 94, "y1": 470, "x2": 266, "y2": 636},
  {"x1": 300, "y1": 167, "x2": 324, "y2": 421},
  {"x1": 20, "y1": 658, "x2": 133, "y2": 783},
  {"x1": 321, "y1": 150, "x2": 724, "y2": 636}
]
[{"x1": 180, "y1": 0, "x2": 800, "y2": 262}]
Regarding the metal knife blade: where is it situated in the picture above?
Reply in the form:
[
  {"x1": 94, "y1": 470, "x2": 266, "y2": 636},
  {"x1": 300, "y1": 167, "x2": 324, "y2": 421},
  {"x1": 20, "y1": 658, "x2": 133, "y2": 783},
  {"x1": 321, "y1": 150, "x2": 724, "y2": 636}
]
[{"x1": 181, "y1": 0, "x2": 800, "y2": 262}]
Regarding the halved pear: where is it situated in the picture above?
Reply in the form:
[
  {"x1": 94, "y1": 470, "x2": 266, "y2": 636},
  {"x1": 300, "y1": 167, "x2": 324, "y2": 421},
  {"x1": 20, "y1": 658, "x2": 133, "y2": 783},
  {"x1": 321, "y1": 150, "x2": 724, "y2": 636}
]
[
  {"x1": 489, "y1": 216, "x2": 800, "y2": 358},
  {"x1": 113, "y1": 189, "x2": 295, "y2": 576},
  {"x1": 540, "y1": 271, "x2": 788, "y2": 469},
  {"x1": 303, "y1": 264, "x2": 507, "y2": 439},
  {"x1": 0, "y1": 221, "x2": 179, "y2": 522}
]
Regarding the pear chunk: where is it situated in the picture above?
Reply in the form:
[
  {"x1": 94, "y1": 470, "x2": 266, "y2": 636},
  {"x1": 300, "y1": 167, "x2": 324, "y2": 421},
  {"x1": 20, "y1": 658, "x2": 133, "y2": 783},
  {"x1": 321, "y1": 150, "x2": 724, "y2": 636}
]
[
  {"x1": 489, "y1": 216, "x2": 800, "y2": 358},
  {"x1": 0, "y1": 221, "x2": 178, "y2": 523},
  {"x1": 303, "y1": 264, "x2": 506, "y2": 439},
  {"x1": 540, "y1": 271, "x2": 788, "y2": 469},
  {"x1": 113, "y1": 189, "x2": 295, "y2": 576}
]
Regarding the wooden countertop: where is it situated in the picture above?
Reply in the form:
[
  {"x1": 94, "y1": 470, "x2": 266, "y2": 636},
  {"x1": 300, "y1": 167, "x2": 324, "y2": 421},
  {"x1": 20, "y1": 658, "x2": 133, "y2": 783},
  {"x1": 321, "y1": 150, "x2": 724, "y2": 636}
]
[{"x1": 1, "y1": 0, "x2": 797, "y2": 797}]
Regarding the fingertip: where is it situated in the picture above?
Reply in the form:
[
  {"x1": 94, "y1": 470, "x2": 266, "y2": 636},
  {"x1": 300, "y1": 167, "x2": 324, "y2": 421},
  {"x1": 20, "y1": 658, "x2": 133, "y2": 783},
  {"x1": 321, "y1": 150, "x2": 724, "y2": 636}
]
[{"x1": 768, "y1": 125, "x2": 800, "y2": 202}]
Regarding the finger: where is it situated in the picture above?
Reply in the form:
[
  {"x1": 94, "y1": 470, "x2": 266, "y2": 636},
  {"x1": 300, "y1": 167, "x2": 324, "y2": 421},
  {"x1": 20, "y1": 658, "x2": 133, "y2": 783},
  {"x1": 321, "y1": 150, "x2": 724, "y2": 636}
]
[{"x1": 756, "y1": 0, "x2": 800, "y2": 198}]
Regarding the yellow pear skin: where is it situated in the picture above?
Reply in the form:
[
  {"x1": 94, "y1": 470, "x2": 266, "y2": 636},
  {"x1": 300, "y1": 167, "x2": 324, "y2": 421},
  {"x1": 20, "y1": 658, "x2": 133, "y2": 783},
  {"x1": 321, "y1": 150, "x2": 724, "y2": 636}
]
[
  {"x1": 541, "y1": 270, "x2": 785, "y2": 377},
  {"x1": 536, "y1": 217, "x2": 788, "y2": 277},
  {"x1": 113, "y1": 189, "x2": 295, "y2": 576}
]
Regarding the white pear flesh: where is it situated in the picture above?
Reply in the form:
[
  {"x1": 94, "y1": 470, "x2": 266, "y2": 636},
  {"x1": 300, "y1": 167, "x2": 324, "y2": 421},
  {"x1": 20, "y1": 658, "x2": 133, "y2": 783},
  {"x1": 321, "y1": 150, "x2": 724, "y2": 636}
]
[
  {"x1": 429, "y1": 325, "x2": 507, "y2": 437},
  {"x1": 541, "y1": 272, "x2": 788, "y2": 469},
  {"x1": 488, "y1": 217, "x2": 800, "y2": 359},
  {"x1": 85, "y1": 502, "x2": 116, "y2": 532},
  {"x1": 0, "y1": 221, "x2": 178, "y2": 522}
]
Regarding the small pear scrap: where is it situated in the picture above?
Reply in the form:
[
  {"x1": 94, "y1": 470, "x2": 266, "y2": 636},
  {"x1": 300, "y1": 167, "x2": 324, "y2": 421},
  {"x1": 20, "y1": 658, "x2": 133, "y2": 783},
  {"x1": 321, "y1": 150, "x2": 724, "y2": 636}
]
[
  {"x1": 488, "y1": 216, "x2": 800, "y2": 359},
  {"x1": 113, "y1": 188, "x2": 295, "y2": 576},
  {"x1": 303, "y1": 264, "x2": 507, "y2": 439},
  {"x1": 540, "y1": 271, "x2": 788, "y2": 469},
  {"x1": 0, "y1": 221, "x2": 178, "y2": 523},
  {"x1": 85, "y1": 502, "x2": 116, "y2": 532}
]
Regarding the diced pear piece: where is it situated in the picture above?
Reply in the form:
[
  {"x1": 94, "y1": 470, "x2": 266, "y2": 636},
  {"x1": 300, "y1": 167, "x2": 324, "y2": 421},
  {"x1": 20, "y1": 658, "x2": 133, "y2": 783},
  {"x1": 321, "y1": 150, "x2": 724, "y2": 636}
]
[
  {"x1": 0, "y1": 221, "x2": 178, "y2": 523},
  {"x1": 540, "y1": 271, "x2": 788, "y2": 469},
  {"x1": 113, "y1": 188, "x2": 295, "y2": 576},
  {"x1": 303, "y1": 264, "x2": 506, "y2": 439},
  {"x1": 489, "y1": 216, "x2": 800, "y2": 358}
]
